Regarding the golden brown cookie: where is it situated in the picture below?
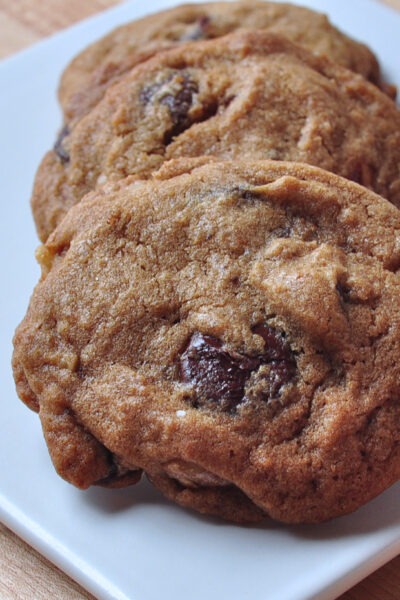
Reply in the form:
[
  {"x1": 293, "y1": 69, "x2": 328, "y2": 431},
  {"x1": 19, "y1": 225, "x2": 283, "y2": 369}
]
[
  {"x1": 32, "y1": 30, "x2": 400, "y2": 242},
  {"x1": 59, "y1": 0, "x2": 394, "y2": 123},
  {"x1": 13, "y1": 159, "x2": 400, "y2": 523}
]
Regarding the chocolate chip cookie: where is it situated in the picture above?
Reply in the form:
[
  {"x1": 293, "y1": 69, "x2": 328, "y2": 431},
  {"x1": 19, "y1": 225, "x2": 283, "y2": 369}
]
[
  {"x1": 59, "y1": 0, "x2": 394, "y2": 123},
  {"x1": 32, "y1": 31, "x2": 400, "y2": 242},
  {"x1": 13, "y1": 159, "x2": 400, "y2": 523}
]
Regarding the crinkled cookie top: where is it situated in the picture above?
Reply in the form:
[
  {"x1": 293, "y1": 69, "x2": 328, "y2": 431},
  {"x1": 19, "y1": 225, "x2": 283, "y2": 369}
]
[
  {"x1": 59, "y1": 0, "x2": 391, "y2": 123},
  {"x1": 14, "y1": 159, "x2": 400, "y2": 523},
  {"x1": 33, "y1": 31, "x2": 400, "y2": 242}
]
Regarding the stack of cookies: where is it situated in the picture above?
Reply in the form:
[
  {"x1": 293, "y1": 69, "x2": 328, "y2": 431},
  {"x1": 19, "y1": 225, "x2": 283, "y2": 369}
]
[{"x1": 13, "y1": 1, "x2": 400, "y2": 524}]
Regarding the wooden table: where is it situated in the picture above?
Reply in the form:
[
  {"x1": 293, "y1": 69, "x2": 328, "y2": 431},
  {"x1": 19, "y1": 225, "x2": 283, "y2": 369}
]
[{"x1": 0, "y1": 0, "x2": 399, "y2": 598}]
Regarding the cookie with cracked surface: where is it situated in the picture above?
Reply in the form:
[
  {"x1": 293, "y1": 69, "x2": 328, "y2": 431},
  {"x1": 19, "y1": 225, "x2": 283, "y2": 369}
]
[
  {"x1": 14, "y1": 159, "x2": 400, "y2": 523},
  {"x1": 59, "y1": 0, "x2": 394, "y2": 123},
  {"x1": 32, "y1": 30, "x2": 400, "y2": 242}
]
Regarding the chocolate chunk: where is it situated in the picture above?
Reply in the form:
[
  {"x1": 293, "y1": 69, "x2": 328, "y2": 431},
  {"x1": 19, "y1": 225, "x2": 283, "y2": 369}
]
[
  {"x1": 180, "y1": 15, "x2": 211, "y2": 41},
  {"x1": 139, "y1": 82, "x2": 160, "y2": 105},
  {"x1": 180, "y1": 332, "x2": 256, "y2": 412},
  {"x1": 95, "y1": 453, "x2": 142, "y2": 488},
  {"x1": 54, "y1": 124, "x2": 70, "y2": 164},
  {"x1": 160, "y1": 76, "x2": 199, "y2": 143},
  {"x1": 140, "y1": 72, "x2": 218, "y2": 145},
  {"x1": 252, "y1": 323, "x2": 293, "y2": 363},
  {"x1": 179, "y1": 327, "x2": 296, "y2": 412}
]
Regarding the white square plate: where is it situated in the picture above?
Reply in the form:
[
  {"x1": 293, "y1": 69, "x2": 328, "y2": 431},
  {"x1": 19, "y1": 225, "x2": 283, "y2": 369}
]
[{"x1": 1, "y1": 1, "x2": 399, "y2": 599}]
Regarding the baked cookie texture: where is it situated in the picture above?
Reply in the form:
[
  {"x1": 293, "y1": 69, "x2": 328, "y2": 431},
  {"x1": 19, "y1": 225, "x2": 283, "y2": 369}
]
[
  {"x1": 13, "y1": 160, "x2": 400, "y2": 524},
  {"x1": 32, "y1": 30, "x2": 400, "y2": 242},
  {"x1": 58, "y1": 0, "x2": 393, "y2": 123}
]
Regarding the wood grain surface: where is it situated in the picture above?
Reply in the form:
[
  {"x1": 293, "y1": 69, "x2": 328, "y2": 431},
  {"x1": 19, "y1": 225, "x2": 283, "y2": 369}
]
[{"x1": 1, "y1": 0, "x2": 399, "y2": 598}]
